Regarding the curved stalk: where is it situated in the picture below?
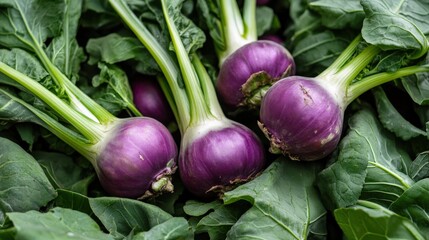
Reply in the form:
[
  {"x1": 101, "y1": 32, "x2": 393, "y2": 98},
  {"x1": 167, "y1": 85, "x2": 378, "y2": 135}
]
[
  {"x1": 0, "y1": 62, "x2": 106, "y2": 143},
  {"x1": 109, "y1": 0, "x2": 190, "y2": 129},
  {"x1": 346, "y1": 65, "x2": 429, "y2": 105}
]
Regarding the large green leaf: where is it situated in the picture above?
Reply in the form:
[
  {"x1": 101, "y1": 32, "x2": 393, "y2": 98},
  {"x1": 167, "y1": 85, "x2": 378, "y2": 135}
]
[
  {"x1": 184, "y1": 200, "x2": 249, "y2": 240},
  {"x1": 390, "y1": 179, "x2": 429, "y2": 236},
  {"x1": 0, "y1": 137, "x2": 56, "y2": 226},
  {"x1": 89, "y1": 197, "x2": 172, "y2": 237},
  {"x1": 45, "y1": 0, "x2": 85, "y2": 81},
  {"x1": 86, "y1": 33, "x2": 146, "y2": 65},
  {"x1": 133, "y1": 217, "x2": 193, "y2": 240},
  {"x1": 34, "y1": 151, "x2": 94, "y2": 195},
  {"x1": 373, "y1": 87, "x2": 426, "y2": 140},
  {"x1": 292, "y1": 31, "x2": 351, "y2": 76},
  {"x1": 91, "y1": 63, "x2": 136, "y2": 115},
  {"x1": 361, "y1": 0, "x2": 429, "y2": 53},
  {"x1": 7, "y1": 207, "x2": 115, "y2": 240},
  {"x1": 0, "y1": 0, "x2": 84, "y2": 77},
  {"x1": 164, "y1": 0, "x2": 206, "y2": 55},
  {"x1": 54, "y1": 190, "x2": 93, "y2": 216},
  {"x1": 317, "y1": 107, "x2": 414, "y2": 210},
  {"x1": 223, "y1": 159, "x2": 327, "y2": 240},
  {"x1": 310, "y1": 0, "x2": 364, "y2": 29},
  {"x1": 402, "y1": 53, "x2": 429, "y2": 105},
  {"x1": 335, "y1": 201, "x2": 425, "y2": 239},
  {"x1": 409, "y1": 151, "x2": 429, "y2": 181}
]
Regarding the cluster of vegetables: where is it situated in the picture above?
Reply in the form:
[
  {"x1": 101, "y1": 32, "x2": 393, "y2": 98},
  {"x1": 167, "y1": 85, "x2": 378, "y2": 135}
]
[{"x1": 1, "y1": 0, "x2": 429, "y2": 239}]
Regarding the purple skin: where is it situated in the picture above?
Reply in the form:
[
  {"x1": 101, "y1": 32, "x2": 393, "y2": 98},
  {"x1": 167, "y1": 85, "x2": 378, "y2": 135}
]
[
  {"x1": 179, "y1": 122, "x2": 265, "y2": 199},
  {"x1": 259, "y1": 76, "x2": 343, "y2": 161},
  {"x1": 96, "y1": 117, "x2": 177, "y2": 198},
  {"x1": 132, "y1": 78, "x2": 173, "y2": 125},
  {"x1": 216, "y1": 40, "x2": 295, "y2": 108}
]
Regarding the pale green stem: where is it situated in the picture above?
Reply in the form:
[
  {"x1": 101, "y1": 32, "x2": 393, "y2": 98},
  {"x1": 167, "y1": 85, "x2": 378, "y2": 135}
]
[
  {"x1": 346, "y1": 65, "x2": 429, "y2": 105},
  {"x1": 191, "y1": 56, "x2": 225, "y2": 120},
  {"x1": 0, "y1": 62, "x2": 105, "y2": 143},
  {"x1": 109, "y1": 0, "x2": 190, "y2": 129},
  {"x1": 161, "y1": 0, "x2": 211, "y2": 125},
  {"x1": 218, "y1": 0, "x2": 255, "y2": 65}
]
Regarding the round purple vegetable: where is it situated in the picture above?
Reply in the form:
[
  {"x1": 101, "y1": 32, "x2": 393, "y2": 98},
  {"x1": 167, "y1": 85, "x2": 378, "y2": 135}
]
[
  {"x1": 203, "y1": 0, "x2": 295, "y2": 109},
  {"x1": 111, "y1": 0, "x2": 267, "y2": 199},
  {"x1": 217, "y1": 40, "x2": 295, "y2": 108},
  {"x1": 131, "y1": 78, "x2": 174, "y2": 125},
  {"x1": 258, "y1": 36, "x2": 429, "y2": 161},
  {"x1": 259, "y1": 76, "x2": 343, "y2": 161},
  {"x1": 179, "y1": 120, "x2": 265, "y2": 198},
  {"x1": 96, "y1": 117, "x2": 177, "y2": 198}
]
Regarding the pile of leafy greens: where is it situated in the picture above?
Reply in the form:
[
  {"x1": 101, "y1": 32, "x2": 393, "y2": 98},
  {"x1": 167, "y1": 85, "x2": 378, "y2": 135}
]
[{"x1": 0, "y1": 0, "x2": 428, "y2": 239}]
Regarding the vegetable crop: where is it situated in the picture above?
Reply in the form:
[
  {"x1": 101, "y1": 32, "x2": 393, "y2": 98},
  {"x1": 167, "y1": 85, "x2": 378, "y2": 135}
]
[
  {"x1": 259, "y1": 1, "x2": 429, "y2": 161},
  {"x1": 0, "y1": 0, "x2": 177, "y2": 199},
  {"x1": 109, "y1": 0, "x2": 266, "y2": 199},
  {"x1": 1, "y1": 0, "x2": 429, "y2": 239},
  {"x1": 199, "y1": 0, "x2": 295, "y2": 109}
]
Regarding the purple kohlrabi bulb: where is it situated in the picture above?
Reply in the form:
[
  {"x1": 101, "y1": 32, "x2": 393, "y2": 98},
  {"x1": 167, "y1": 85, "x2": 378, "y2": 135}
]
[
  {"x1": 96, "y1": 117, "x2": 177, "y2": 198},
  {"x1": 259, "y1": 76, "x2": 344, "y2": 161},
  {"x1": 179, "y1": 120, "x2": 266, "y2": 199},
  {"x1": 216, "y1": 40, "x2": 295, "y2": 109}
]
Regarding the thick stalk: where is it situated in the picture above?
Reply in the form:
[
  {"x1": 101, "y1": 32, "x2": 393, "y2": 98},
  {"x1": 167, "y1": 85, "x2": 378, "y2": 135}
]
[
  {"x1": 242, "y1": 0, "x2": 257, "y2": 42},
  {"x1": 318, "y1": 35, "x2": 363, "y2": 78},
  {"x1": 0, "y1": 62, "x2": 105, "y2": 143},
  {"x1": 191, "y1": 56, "x2": 225, "y2": 120},
  {"x1": 0, "y1": 88, "x2": 96, "y2": 160},
  {"x1": 325, "y1": 45, "x2": 381, "y2": 94},
  {"x1": 109, "y1": 0, "x2": 190, "y2": 130},
  {"x1": 218, "y1": 0, "x2": 255, "y2": 65},
  {"x1": 346, "y1": 65, "x2": 429, "y2": 105},
  {"x1": 161, "y1": 0, "x2": 211, "y2": 125}
]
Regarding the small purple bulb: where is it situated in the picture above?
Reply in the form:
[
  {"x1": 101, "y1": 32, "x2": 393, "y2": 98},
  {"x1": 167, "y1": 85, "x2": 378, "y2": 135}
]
[
  {"x1": 96, "y1": 117, "x2": 177, "y2": 198},
  {"x1": 132, "y1": 78, "x2": 174, "y2": 125},
  {"x1": 216, "y1": 40, "x2": 295, "y2": 109}
]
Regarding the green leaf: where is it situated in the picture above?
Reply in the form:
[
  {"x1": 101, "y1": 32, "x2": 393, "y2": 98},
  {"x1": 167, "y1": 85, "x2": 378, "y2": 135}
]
[
  {"x1": 361, "y1": 0, "x2": 429, "y2": 53},
  {"x1": 0, "y1": 0, "x2": 64, "y2": 50},
  {"x1": 45, "y1": 0, "x2": 85, "y2": 81},
  {"x1": 197, "y1": 203, "x2": 248, "y2": 240},
  {"x1": 409, "y1": 151, "x2": 429, "y2": 182},
  {"x1": 402, "y1": 54, "x2": 429, "y2": 105},
  {"x1": 335, "y1": 200, "x2": 425, "y2": 239},
  {"x1": 255, "y1": 6, "x2": 276, "y2": 37},
  {"x1": 310, "y1": 0, "x2": 364, "y2": 29},
  {"x1": 54, "y1": 190, "x2": 93, "y2": 216},
  {"x1": 292, "y1": 31, "x2": 351, "y2": 76},
  {"x1": 165, "y1": 0, "x2": 206, "y2": 54},
  {"x1": 91, "y1": 63, "x2": 137, "y2": 115},
  {"x1": 390, "y1": 179, "x2": 429, "y2": 236},
  {"x1": 0, "y1": 87, "x2": 46, "y2": 126},
  {"x1": 133, "y1": 217, "x2": 193, "y2": 240},
  {"x1": 86, "y1": 33, "x2": 146, "y2": 65},
  {"x1": 183, "y1": 200, "x2": 223, "y2": 217},
  {"x1": 317, "y1": 107, "x2": 414, "y2": 210},
  {"x1": 223, "y1": 159, "x2": 327, "y2": 240},
  {"x1": 34, "y1": 151, "x2": 94, "y2": 195},
  {"x1": 0, "y1": 137, "x2": 57, "y2": 225},
  {"x1": 7, "y1": 207, "x2": 115, "y2": 240},
  {"x1": 373, "y1": 87, "x2": 426, "y2": 140},
  {"x1": 183, "y1": 200, "x2": 249, "y2": 240},
  {"x1": 89, "y1": 197, "x2": 172, "y2": 237}
]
